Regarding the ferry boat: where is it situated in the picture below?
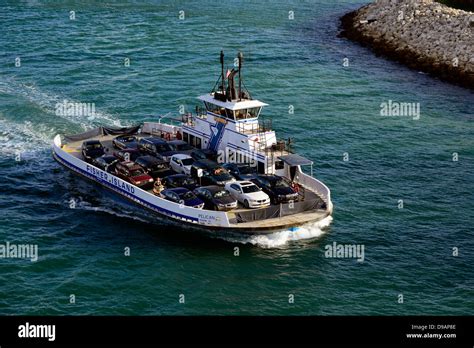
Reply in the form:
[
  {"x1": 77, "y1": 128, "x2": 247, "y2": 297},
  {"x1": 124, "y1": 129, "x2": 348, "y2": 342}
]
[{"x1": 52, "y1": 52, "x2": 333, "y2": 234}]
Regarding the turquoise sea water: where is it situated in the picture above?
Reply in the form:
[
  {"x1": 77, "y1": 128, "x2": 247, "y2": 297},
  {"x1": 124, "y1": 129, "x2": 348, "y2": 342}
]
[{"x1": 0, "y1": 0, "x2": 473, "y2": 315}]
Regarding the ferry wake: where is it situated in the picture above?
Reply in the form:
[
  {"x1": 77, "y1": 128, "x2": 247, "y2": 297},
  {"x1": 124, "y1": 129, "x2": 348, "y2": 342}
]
[{"x1": 52, "y1": 52, "x2": 333, "y2": 235}]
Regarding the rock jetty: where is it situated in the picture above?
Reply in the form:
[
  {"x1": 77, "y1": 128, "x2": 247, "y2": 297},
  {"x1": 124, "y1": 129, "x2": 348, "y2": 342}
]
[{"x1": 340, "y1": 0, "x2": 474, "y2": 89}]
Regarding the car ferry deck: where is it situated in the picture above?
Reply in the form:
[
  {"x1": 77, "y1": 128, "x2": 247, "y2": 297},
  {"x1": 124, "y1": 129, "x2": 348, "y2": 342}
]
[{"x1": 52, "y1": 51, "x2": 333, "y2": 234}]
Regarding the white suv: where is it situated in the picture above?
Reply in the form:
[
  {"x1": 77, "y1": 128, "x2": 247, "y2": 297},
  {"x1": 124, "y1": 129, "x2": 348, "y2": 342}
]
[
  {"x1": 224, "y1": 181, "x2": 270, "y2": 209},
  {"x1": 170, "y1": 154, "x2": 194, "y2": 175}
]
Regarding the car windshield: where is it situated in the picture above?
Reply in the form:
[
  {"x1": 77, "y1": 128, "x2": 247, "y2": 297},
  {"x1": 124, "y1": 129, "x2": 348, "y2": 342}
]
[
  {"x1": 214, "y1": 190, "x2": 230, "y2": 198},
  {"x1": 184, "y1": 178, "x2": 197, "y2": 185},
  {"x1": 181, "y1": 158, "x2": 194, "y2": 166},
  {"x1": 214, "y1": 172, "x2": 233, "y2": 181},
  {"x1": 181, "y1": 191, "x2": 196, "y2": 200},
  {"x1": 121, "y1": 136, "x2": 135, "y2": 142},
  {"x1": 274, "y1": 179, "x2": 290, "y2": 188},
  {"x1": 152, "y1": 163, "x2": 166, "y2": 170},
  {"x1": 242, "y1": 185, "x2": 259, "y2": 193},
  {"x1": 238, "y1": 165, "x2": 255, "y2": 174},
  {"x1": 130, "y1": 170, "x2": 144, "y2": 176},
  {"x1": 192, "y1": 151, "x2": 206, "y2": 160},
  {"x1": 176, "y1": 144, "x2": 193, "y2": 151},
  {"x1": 87, "y1": 144, "x2": 102, "y2": 149},
  {"x1": 156, "y1": 144, "x2": 172, "y2": 152}
]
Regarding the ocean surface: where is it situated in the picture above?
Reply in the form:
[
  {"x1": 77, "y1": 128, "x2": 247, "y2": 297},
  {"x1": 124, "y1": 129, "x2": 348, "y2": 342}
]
[{"x1": 0, "y1": 0, "x2": 473, "y2": 315}]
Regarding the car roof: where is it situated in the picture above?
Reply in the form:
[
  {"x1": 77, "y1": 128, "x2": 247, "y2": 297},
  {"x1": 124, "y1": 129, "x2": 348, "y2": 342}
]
[
  {"x1": 164, "y1": 187, "x2": 189, "y2": 194},
  {"x1": 168, "y1": 140, "x2": 187, "y2": 145},
  {"x1": 257, "y1": 174, "x2": 281, "y2": 181},
  {"x1": 197, "y1": 185, "x2": 222, "y2": 193},
  {"x1": 172, "y1": 153, "x2": 192, "y2": 160},
  {"x1": 119, "y1": 161, "x2": 141, "y2": 169},
  {"x1": 136, "y1": 155, "x2": 161, "y2": 163},
  {"x1": 237, "y1": 181, "x2": 255, "y2": 186},
  {"x1": 142, "y1": 137, "x2": 167, "y2": 144},
  {"x1": 193, "y1": 159, "x2": 219, "y2": 169},
  {"x1": 165, "y1": 173, "x2": 189, "y2": 179},
  {"x1": 119, "y1": 148, "x2": 140, "y2": 152},
  {"x1": 101, "y1": 155, "x2": 118, "y2": 161}
]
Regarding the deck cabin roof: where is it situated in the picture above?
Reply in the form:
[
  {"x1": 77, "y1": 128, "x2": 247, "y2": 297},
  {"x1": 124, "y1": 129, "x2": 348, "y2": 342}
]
[{"x1": 197, "y1": 93, "x2": 268, "y2": 111}]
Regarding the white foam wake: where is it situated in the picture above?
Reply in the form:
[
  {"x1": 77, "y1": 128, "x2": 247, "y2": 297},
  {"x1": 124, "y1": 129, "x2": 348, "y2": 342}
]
[
  {"x1": 0, "y1": 78, "x2": 125, "y2": 130},
  {"x1": 224, "y1": 215, "x2": 333, "y2": 248},
  {"x1": 0, "y1": 118, "x2": 55, "y2": 156}
]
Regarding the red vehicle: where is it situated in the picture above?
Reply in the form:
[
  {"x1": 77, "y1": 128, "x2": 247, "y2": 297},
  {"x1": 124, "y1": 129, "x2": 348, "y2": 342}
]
[{"x1": 115, "y1": 161, "x2": 154, "y2": 189}]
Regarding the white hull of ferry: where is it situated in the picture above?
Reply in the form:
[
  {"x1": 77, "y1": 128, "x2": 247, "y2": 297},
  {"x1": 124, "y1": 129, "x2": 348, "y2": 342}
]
[{"x1": 52, "y1": 130, "x2": 333, "y2": 235}]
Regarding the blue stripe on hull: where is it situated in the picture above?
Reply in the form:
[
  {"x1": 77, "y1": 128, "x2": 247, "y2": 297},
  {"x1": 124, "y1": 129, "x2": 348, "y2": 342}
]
[{"x1": 53, "y1": 152, "x2": 200, "y2": 224}]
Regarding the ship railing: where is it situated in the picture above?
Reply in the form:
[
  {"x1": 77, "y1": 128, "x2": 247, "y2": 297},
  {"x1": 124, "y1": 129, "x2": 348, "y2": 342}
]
[
  {"x1": 294, "y1": 168, "x2": 333, "y2": 214},
  {"x1": 142, "y1": 122, "x2": 181, "y2": 140},
  {"x1": 235, "y1": 118, "x2": 272, "y2": 135},
  {"x1": 232, "y1": 197, "x2": 326, "y2": 223}
]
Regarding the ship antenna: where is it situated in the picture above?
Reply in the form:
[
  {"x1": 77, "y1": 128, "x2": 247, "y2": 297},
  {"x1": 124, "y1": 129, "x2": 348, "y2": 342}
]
[
  {"x1": 220, "y1": 50, "x2": 225, "y2": 95},
  {"x1": 238, "y1": 52, "x2": 243, "y2": 101}
]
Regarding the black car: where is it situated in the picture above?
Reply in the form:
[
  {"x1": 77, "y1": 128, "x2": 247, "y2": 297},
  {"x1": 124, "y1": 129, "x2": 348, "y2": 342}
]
[
  {"x1": 160, "y1": 188, "x2": 204, "y2": 209},
  {"x1": 92, "y1": 155, "x2": 119, "y2": 173},
  {"x1": 135, "y1": 155, "x2": 169, "y2": 179},
  {"x1": 168, "y1": 140, "x2": 194, "y2": 154},
  {"x1": 193, "y1": 185, "x2": 238, "y2": 211},
  {"x1": 190, "y1": 148, "x2": 217, "y2": 162},
  {"x1": 113, "y1": 148, "x2": 142, "y2": 162},
  {"x1": 81, "y1": 140, "x2": 105, "y2": 162},
  {"x1": 162, "y1": 174, "x2": 199, "y2": 190},
  {"x1": 251, "y1": 175, "x2": 299, "y2": 204},
  {"x1": 112, "y1": 135, "x2": 138, "y2": 150},
  {"x1": 190, "y1": 160, "x2": 235, "y2": 186},
  {"x1": 222, "y1": 162, "x2": 258, "y2": 180},
  {"x1": 138, "y1": 137, "x2": 176, "y2": 161}
]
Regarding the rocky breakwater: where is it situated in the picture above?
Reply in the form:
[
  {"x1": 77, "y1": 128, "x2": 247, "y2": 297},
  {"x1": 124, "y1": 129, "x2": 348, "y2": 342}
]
[{"x1": 340, "y1": 0, "x2": 474, "y2": 89}]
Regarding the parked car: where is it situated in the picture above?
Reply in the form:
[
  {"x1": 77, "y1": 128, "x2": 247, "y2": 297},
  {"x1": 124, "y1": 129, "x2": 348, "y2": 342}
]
[
  {"x1": 112, "y1": 135, "x2": 138, "y2": 150},
  {"x1": 161, "y1": 174, "x2": 199, "y2": 190},
  {"x1": 113, "y1": 148, "x2": 142, "y2": 162},
  {"x1": 82, "y1": 140, "x2": 105, "y2": 162},
  {"x1": 170, "y1": 154, "x2": 194, "y2": 175},
  {"x1": 222, "y1": 162, "x2": 258, "y2": 180},
  {"x1": 193, "y1": 185, "x2": 238, "y2": 211},
  {"x1": 91, "y1": 155, "x2": 119, "y2": 173},
  {"x1": 114, "y1": 161, "x2": 154, "y2": 189},
  {"x1": 190, "y1": 160, "x2": 235, "y2": 186},
  {"x1": 135, "y1": 155, "x2": 169, "y2": 179},
  {"x1": 224, "y1": 181, "x2": 270, "y2": 209},
  {"x1": 137, "y1": 137, "x2": 176, "y2": 161},
  {"x1": 168, "y1": 140, "x2": 194, "y2": 154},
  {"x1": 251, "y1": 175, "x2": 299, "y2": 204},
  {"x1": 160, "y1": 188, "x2": 204, "y2": 209},
  {"x1": 190, "y1": 148, "x2": 217, "y2": 162}
]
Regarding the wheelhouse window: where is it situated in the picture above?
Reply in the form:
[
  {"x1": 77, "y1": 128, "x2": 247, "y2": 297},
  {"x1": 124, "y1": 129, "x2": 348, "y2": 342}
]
[
  {"x1": 247, "y1": 107, "x2": 261, "y2": 118},
  {"x1": 235, "y1": 107, "x2": 261, "y2": 120},
  {"x1": 204, "y1": 102, "x2": 235, "y2": 120}
]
